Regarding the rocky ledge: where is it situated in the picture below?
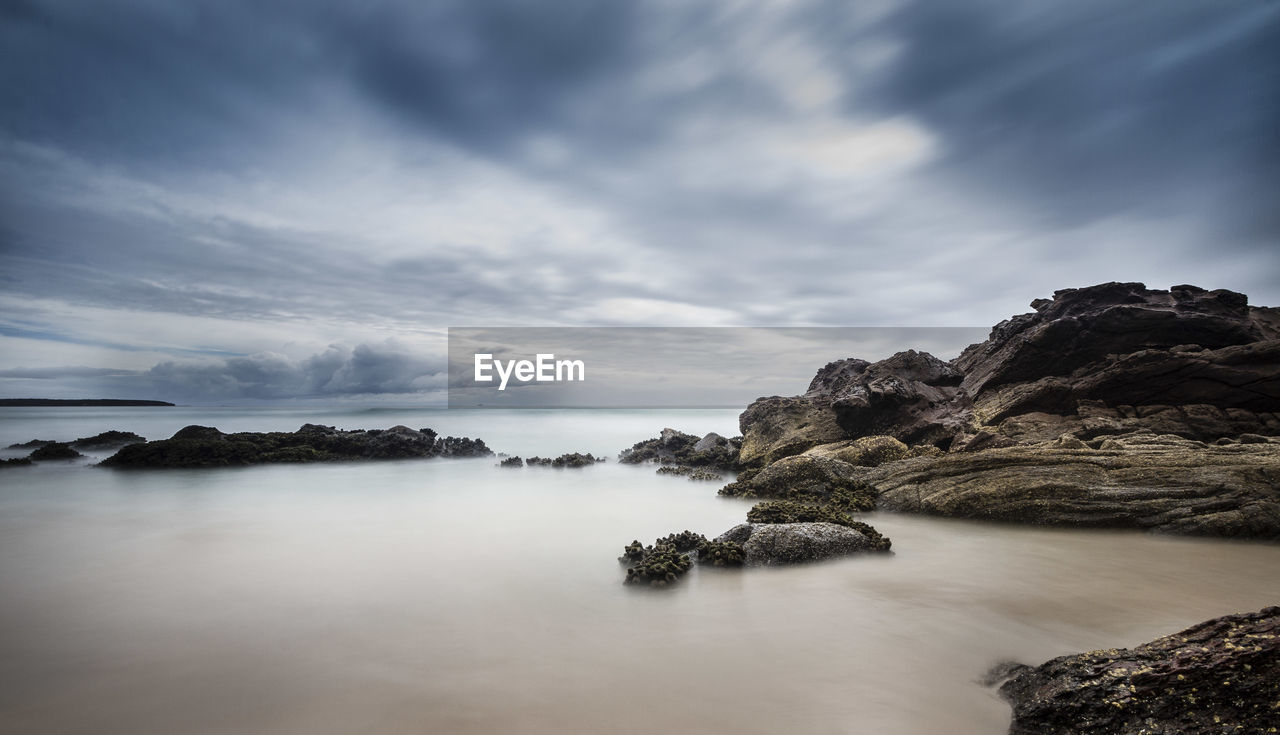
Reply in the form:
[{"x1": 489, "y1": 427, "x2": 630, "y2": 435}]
[
  {"x1": 991, "y1": 606, "x2": 1280, "y2": 735},
  {"x1": 868, "y1": 432, "x2": 1280, "y2": 538},
  {"x1": 100, "y1": 424, "x2": 492, "y2": 468}
]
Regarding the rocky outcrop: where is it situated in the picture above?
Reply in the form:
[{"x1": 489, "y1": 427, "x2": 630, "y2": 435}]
[
  {"x1": 957, "y1": 282, "x2": 1277, "y2": 397},
  {"x1": 29, "y1": 442, "x2": 84, "y2": 461},
  {"x1": 993, "y1": 606, "x2": 1280, "y2": 735},
  {"x1": 8, "y1": 430, "x2": 146, "y2": 451},
  {"x1": 732, "y1": 281, "x2": 1280, "y2": 471},
  {"x1": 737, "y1": 283, "x2": 1280, "y2": 463},
  {"x1": 867, "y1": 432, "x2": 1280, "y2": 539},
  {"x1": 619, "y1": 428, "x2": 740, "y2": 469},
  {"x1": 100, "y1": 424, "x2": 492, "y2": 468},
  {"x1": 525, "y1": 452, "x2": 606, "y2": 467},
  {"x1": 714, "y1": 522, "x2": 888, "y2": 565}
]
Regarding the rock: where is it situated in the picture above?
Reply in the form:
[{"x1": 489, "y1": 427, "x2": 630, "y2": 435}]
[
  {"x1": 687, "y1": 469, "x2": 722, "y2": 481},
  {"x1": 744, "y1": 500, "x2": 891, "y2": 550},
  {"x1": 949, "y1": 430, "x2": 1019, "y2": 453},
  {"x1": 6, "y1": 439, "x2": 56, "y2": 449},
  {"x1": 655, "y1": 465, "x2": 721, "y2": 481},
  {"x1": 736, "y1": 284, "x2": 1280, "y2": 467},
  {"x1": 973, "y1": 341, "x2": 1280, "y2": 425},
  {"x1": 100, "y1": 424, "x2": 491, "y2": 468},
  {"x1": 297, "y1": 423, "x2": 336, "y2": 434},
  {"x1": 170, "y1": 425, "x2": 225, "y2": 441},
  {"x1": 70, "y1": 430, "x2": 146, "y2": 448},
  {"x1": 717, "y1": 454, "x2": 877, "y2": 511},
  {"x1": 550, "y1": 452, "x2": 602, "y2": 468},
  {"x1": 29, "y1": 442, "x2": 84, "y2": 461},
  {"x1": 696, "y1": 539, "x2": 745, "y2": 566},
  {"x1": 997, "y1": 606, "x2": 1280, "y2": 735},
  {"x1": 362, "y1": 426, "x2": 437, "y2": 459},
  {"x1": 868, "y1": 435, "x2": 1280, "y2": 539},
  {"x1": 523, "y1": 452, "x2": 602, "y2": 468},
  {"x1": 693, "y1": 432, "x2": 729, "y2": 453},
  {"x1": 619, "y1": 531, "x2": 711, "y2": 587},
  {"x1": 435, "y1": 436, "x2": 491, "y2": 458},
  {"x1": 737, "y1": 396, "x2": 844, "y2": 467},
  {"x1": 739, "y1": 352, "x2": 966, "y2": 466},
  {"x1": 622, "y1": 542, "x2": 692, "y2": 587},
  {"x1": 956, "y1": 282, "x2": 1272, "y2": 398},
  {"x1": 822, "y1": 350, "x2": 969, "y2": 446},
  {"x1": 717, "y1": 522, "x2": 887, "y2": 565},
  {"x1": 801, "y1": 435, "x2": 910, "y2": 466},
  {"x1": 619, "y1": 428, "x2": 740, "y2": 469}
]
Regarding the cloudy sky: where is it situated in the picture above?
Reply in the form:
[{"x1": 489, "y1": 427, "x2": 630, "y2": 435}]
[{"x1": 1, "y1": 0, "x2": 1276, "y2": 404}]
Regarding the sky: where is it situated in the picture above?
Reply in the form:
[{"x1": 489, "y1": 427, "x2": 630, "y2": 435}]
[{"x1": 1, "y1": 0, "x2": 1277, "y2": 404}]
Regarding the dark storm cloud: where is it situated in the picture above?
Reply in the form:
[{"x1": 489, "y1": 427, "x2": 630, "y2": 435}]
[
  {"x1": 145, "y1": 342, "x2": 444, "y2": 401},
  {"x1": 0, "y1": 0, "x2": 647, "y2": 168},
  {"x1": 864, "y1": 1, "x2": 1280, "y2": 237}
]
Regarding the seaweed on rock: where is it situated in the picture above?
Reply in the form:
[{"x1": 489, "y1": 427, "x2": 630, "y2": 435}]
[{"x1": 623, "y1": 543, "x2": 693, "y2": 587}]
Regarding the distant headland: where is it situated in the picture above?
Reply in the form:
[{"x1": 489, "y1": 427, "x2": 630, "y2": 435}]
[{"x1": 0, "y1": 399, "x2": 175, "y2": 407}]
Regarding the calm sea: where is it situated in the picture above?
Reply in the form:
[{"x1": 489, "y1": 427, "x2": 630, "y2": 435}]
[{"x1": 2, "y1": 406, "x2": 1277, "y2": 734}]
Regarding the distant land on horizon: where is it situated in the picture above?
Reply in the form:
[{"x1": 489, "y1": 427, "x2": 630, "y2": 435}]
[{"x1": 0, "y1": 399, "x2": 176, "y2": 407}]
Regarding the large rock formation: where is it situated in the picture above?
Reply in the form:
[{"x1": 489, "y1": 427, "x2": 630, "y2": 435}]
[
  {"x1": 100, "y1": 424, "x2": 492, "y2": 468},
  {"x1": 730, "y1": 283, "x2": 1280, "y2": 539},
  {"x1": 993, "y1": 606, "x2": 1280, "y2": 734},
  {"x1": 738, "y1": 283, "x2": 1280, "y2": 465}
]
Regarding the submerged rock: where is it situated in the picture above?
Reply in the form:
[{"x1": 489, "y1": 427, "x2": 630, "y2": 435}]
[
  {"x1": 996, "y1": 606, "x2": 1280, "y2": 735},
  {"x1": 100, "y1": 424, "x2": 491, "y2": 468}
]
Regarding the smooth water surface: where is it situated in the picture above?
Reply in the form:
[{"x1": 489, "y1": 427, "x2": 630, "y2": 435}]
[{"x1": 2, "y1": 408, "x2": 1278, "y2": 734}]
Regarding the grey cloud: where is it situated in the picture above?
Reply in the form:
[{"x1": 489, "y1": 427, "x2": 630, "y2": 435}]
[
  {"x1": 863, "y1": 1, "x2": 1280, "y2": 238},
  {"x1": 146, "y1": 342, "x2": 445, "y2": 402},
  {"x1": 2, "y1": 0, "x2": 1278, "y2": 403}
]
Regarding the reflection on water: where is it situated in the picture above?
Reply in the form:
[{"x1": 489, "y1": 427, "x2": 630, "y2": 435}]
[{"x1": 1, "y1": 409, "x2": 1278, "y2": 734}]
